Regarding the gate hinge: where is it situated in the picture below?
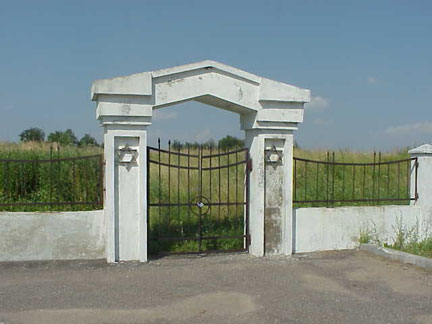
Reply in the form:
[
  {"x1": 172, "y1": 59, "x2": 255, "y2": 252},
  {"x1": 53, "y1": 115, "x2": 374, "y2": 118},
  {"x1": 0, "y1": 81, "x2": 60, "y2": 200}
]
[{"x1": 247, "y1": 159, "x2": 253, "y2": 172}]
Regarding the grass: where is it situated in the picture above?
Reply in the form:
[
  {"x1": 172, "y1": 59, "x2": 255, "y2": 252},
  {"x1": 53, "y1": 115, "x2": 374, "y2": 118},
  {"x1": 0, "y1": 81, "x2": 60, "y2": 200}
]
[
  {"x1": 360, "y1": 217, "x2": 432, "y2": 258},
  {"x1": 0, "y1": 142, "x2": 103, "y2": 211},
  {"x1": 385, "y1": 218, "x2": 432, "y2": 258},
  {"x1": 293, "y1": 147, "x2": 413, "y2": 207}
]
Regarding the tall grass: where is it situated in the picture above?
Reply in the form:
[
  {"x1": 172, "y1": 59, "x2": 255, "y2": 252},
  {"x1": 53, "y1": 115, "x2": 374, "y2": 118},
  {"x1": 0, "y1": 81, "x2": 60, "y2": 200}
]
[{"x1": 293, "y1": 148, "x2": 414, "y2": 207}]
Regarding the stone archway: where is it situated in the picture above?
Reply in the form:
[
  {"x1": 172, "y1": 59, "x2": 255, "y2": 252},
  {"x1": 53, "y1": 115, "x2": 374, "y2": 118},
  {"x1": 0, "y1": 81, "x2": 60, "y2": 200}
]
[{"x1": 91, "y1": 61, "x2": 310, "y2": 262}]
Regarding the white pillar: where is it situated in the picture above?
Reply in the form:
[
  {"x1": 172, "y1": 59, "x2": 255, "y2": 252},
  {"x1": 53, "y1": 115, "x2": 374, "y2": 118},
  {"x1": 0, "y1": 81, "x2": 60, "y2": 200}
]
[
  {"x1": 245, "y1": 129, "x2": 294, "y2": 256},
  {"x1": 103, "y1": 125, "x2": 148, "y2": 262},
  {"x1": 95, "y1": 95, "x2": 153, "y2": 263},
  {"x1": 409, "y1": 144, "x2": 432, "y2": 237}
]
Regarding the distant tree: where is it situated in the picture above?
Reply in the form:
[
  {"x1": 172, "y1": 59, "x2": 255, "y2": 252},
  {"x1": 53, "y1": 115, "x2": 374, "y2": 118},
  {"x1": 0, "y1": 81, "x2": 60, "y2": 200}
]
[
  {"x1": 294, "y1": 140, "x2": 300, "y2": 149},
  {"x1": 171, "y1": 140, "x2": 183, "y2": 150},
  {"x1": 47, "y1": 129, "x2": 78, "y2": 146},
  {"x1": 218, "y1": 135, "x2": 244, "y2": 150},
  {"x1": 19, "y1": 128, "x2": 45, "y2": 142},
  {"x1": 79, "y1": 134, "x2": 98, "y2": 147},
  {"x1": 202, "y1": 139, "x2": 216, "y2": 149}
]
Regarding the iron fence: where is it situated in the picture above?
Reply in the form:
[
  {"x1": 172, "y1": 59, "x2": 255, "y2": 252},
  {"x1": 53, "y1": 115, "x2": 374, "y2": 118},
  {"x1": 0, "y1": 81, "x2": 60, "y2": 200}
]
[
  {"x1": 293, "y1": 152, "x2": 418, "y2": 207},
  {"x1": 147, "y1": 139, "x2": 250, "y2": 254},
  {"x1": 0, "y1": 150, "x2": 104, "y2": 211}
]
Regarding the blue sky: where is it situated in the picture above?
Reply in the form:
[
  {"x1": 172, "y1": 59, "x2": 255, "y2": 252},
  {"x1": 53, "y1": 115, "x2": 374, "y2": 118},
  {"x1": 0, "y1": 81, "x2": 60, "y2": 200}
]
[{"x1": 1, "y1": 0, "x2": 431, "y2": 150}]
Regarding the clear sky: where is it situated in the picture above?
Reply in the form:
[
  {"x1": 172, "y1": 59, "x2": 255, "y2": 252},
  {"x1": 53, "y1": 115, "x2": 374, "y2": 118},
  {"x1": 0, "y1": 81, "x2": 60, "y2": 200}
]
[{"x1": 1, "y1": 0, "x2": 431, "y2": 150}]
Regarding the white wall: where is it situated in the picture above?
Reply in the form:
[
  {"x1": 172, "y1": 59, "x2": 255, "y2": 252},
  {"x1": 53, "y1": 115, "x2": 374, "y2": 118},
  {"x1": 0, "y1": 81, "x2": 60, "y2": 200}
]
[
  {"x1": 0, "y1": 210, "x2": 105, "y2": 262},
  {"x1": 293, "y1": 205, "x2": 425, "y2": 253}
]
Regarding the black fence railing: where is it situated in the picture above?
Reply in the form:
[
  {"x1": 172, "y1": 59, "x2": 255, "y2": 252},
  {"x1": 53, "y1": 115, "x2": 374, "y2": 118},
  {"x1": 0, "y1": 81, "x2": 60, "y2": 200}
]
[
  {"x1": 293, "y1": 152, "x2": 418, "y2": 207},
  {"x1": 0, "y1": 152, "x2": 104, "y2": 211}
]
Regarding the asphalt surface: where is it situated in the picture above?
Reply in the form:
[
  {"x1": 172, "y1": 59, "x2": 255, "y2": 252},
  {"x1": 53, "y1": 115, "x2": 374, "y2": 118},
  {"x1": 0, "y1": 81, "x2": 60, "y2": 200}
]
[{"x1": 0, "y1": 250, "x2": 431, "y2": 324}]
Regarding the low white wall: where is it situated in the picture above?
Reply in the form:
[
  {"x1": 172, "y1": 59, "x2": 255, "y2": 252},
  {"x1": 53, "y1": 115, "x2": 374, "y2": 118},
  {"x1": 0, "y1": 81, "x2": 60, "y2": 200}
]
[
  {"x1": 293, "y1": 205, "x2": 424, "y2": 253},
  {"x1": 0, "y1": 210, "x2": 105, "y2": 262}
]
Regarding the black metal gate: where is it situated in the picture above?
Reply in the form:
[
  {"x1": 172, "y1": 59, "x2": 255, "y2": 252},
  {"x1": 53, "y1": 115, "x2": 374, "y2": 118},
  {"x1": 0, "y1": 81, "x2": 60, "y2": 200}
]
[{"x1": 147, "y1": 140, "x2": 251, "y2": 255}]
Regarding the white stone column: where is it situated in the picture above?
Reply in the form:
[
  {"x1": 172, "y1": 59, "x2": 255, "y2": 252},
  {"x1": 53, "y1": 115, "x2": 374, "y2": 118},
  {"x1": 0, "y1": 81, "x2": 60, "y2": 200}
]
[
  {"x1": 95, "y1": 95, "x2": 153, "y2": 263},
  {"x1": 245, "y1": 129, "x2": 294, "y2": 256},
  {"x1": 409, "y1": 144, "x2": 432, "y2": 237},
  {"x1": 103, "y1": 125, "x2": 148, "y2": 262}
]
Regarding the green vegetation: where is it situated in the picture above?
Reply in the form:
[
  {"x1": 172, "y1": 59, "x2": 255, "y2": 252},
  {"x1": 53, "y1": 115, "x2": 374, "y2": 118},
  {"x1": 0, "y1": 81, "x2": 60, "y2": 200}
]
[
  {"x1": 19, "y1": 127, "x2": 99, "y2": 147},
  {"x1": 385, "y1": 218, "x2": 432, "y2": 258},
  {"x1": 0, "y1": 141, "x2": 103, "y2": 212},
  {"x1": 169, "y1": 135, "x2": 244, "y2": 150},
  {"x1": 360, "y1": 218, "x2": 432, "y2": 258},
  {"x1": 390, "y1": 237, "x2": 432, "y2": 258},
  {"x1": 293, "y1": 148, "x2": 413, "y2": 207},
  {"x1": 19, "y1": 128, "x2": 45, "y2": 143}
]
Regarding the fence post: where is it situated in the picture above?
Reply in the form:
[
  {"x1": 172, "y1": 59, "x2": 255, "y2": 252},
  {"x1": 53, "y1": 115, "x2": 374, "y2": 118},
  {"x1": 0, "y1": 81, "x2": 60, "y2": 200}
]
[{"x1": 408, "y1": 144, "x2": 432, "y2": 238}]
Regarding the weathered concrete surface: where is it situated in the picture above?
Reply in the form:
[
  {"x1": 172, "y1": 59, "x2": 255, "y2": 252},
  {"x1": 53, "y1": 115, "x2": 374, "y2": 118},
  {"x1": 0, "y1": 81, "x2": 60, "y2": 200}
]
[
  {"x1": 293, "y1": 205, "x2": 424, "y2": 253},
  {"x1": 361, "y1": 243, "x2": 432, "y2": 270},
  {"x1": 0, "y1": 251, "x2": 431, "y2": 324},
  {"x1": 0, "y1": 211, "x2": 105, "y2": 262}
]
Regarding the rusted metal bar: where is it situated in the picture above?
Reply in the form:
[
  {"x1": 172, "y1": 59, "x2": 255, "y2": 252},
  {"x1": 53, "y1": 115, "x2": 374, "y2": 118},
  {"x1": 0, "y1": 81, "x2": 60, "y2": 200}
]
[
  {"x1": 304, "y1": 160, "x2": 308, "y2": 202},
  {"x1": 397, "y1": 161, "x2": 400, "y2": 199},
  {"x1": 235, "y1": 146, "x2": 238, "y2": 227},
  {"x1": 49, "y1": 146, "x2": 53, "y2": 211},
  {"x1": 147, "y1": 146, "x2": 150, "y2": 242},
  {"x1": 414, "y1": 158, "x2": 418, "y2": 200},
  {"x1": 377, "y1": 152, "x2": 381, "y2": 205},
  {"x1": 218, "y1": 144, "x2": 221, "y2": 220},
  {"x1": 372, "y1": 152, "x2": 376, "y2": 205},
  {"x1": 315, "y1": 162, "x2": 319, "y2": 203},
  {"x1": 198, "y1": 144, "x2": 203, "y2": 252},
  {"x1": 227, "y1": 147, "x2": 230, "y2": 219},
  {"x1": 168, "y1": 140, "x2": 171, "y2": 226},
  {"x1": 326, "y1": 152, "x2": 329, "y2": 207},
  {"x1": 177, "y1": 144, "x2": 180, "y2": 230},
  {"x1": 158, "y1": 139, "x2": 161, "y2": 238},
  {"x1": 331, "y1": 152, "x2": 335, "y2": 207},
  {"x1": 293, "y1": 157, "x2": 297, "y2": 202}
]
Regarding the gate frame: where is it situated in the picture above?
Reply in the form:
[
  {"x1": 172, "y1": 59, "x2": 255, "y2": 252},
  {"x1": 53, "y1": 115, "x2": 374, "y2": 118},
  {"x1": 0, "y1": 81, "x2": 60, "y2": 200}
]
[
  {"x1": 147, "y1": 143, "x2": 251, "y2": 254},
  {"x1": 91, "y1": 60, "x2": 311, "y2": 262}
]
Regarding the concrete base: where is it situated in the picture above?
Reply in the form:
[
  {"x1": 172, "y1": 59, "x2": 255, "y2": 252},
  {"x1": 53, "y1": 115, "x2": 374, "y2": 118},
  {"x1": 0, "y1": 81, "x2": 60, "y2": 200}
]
[
  {"x1": 0, "y1": 211, "x2": 105, "y2": 262},
  {"x1": 293, "y1": 205, "x2": 426, "y2": 253}
]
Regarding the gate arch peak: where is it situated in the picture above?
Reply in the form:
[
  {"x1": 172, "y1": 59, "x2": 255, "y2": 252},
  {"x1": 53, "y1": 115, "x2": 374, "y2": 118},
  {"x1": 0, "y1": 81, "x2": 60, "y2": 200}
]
[{"x1": 91, "y1": 60, "x2": 310, "y2": 130}]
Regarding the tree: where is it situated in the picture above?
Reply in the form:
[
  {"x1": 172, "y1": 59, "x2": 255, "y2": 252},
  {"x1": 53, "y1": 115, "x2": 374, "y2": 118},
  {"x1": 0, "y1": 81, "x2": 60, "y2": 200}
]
[
  {"x1": 218, "y1": 135, "x2": 244, "y2": 150},
  {"x1": 19, "y1": 128, "x2": 45, "y2": 142},
  {"x1": 79, "y1": 134, "x2": 98, "y2": 147},
  {"x1": 47, "y1": 129, "x2": 78, "y2": 146}
]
